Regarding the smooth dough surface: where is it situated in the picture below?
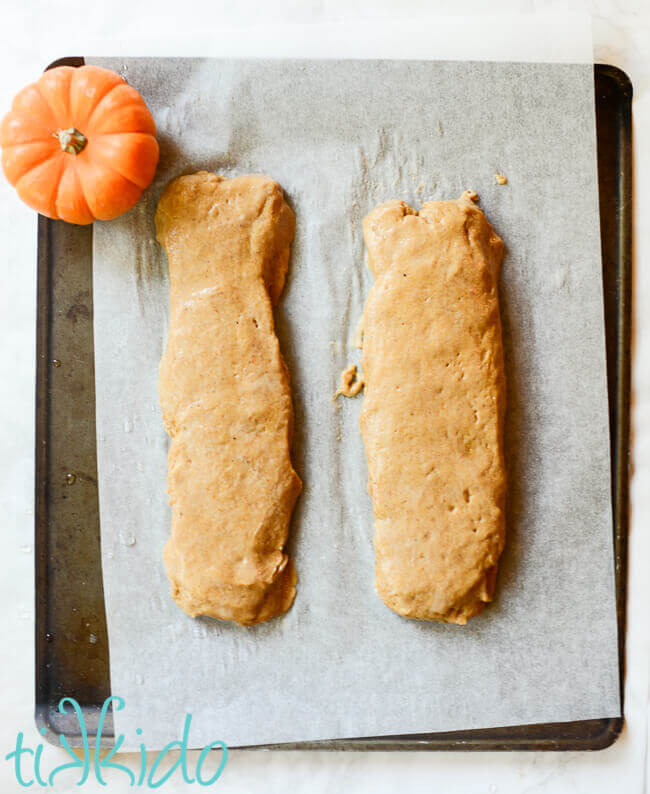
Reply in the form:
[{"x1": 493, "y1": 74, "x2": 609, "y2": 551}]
[
  {"x1": 156, "y1": 171, "x2": 301, "y2": 626},
  {"x1": 360, "y1": 193, "x2": 506, "y2": 624}
]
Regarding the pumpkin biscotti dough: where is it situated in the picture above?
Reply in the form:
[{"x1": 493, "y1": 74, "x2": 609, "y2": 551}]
[
  {"x1": 360, "y1": 192, "x2": 506, "y2": 624},
  {"x1": 156, "y1": 172, "x2": 301, "y2": 626}
]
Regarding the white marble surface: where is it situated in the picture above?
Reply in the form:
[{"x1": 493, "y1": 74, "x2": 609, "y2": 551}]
[{"x1": 0, "y1": 2, "x2": 648, "y2": 792}]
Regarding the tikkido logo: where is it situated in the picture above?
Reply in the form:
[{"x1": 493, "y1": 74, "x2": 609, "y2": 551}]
[{"x1": 6, "y1": 697, "x2": 228, "y2": 788}]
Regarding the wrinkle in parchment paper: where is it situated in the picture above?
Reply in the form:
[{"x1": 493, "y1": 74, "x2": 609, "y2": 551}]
[{"x1": 90, "y1": 57, "x2": 619, "y2": 749}]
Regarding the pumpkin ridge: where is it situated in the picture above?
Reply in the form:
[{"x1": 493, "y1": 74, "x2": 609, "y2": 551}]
[
  {"x1": 84, "y1": 82, "x2": 137, "y2": 131},
  {"x1": 34, "y1": 83, "x2": 67, "y2": 137},
  {"x1": 89, "y1": 136, "x2": 156, "y2": 189},
  {"x1": 37, "y1": 68, "x2": 75, "y2": 129},
  {"x1": 71, "y1": 73, "x2": 128, "y2": 134},
  {"x1": 0, "y1": 137, "x2": 56, "y2": 151},
  {"x1": 70, "y1": 70, "x2": 126, "y2": 137},
  {"x1": 8, "y1": 85, "x2": 58, "y2": 133},
  {"x1": 75, "y1": 155, "x2": 143, "y2": 220},
  {"x1": 1, "y1": 140, "x2": 58, "y2": 183},
  {"x1": 85, "y1": 150, "x2": 140, "y2": 190},
  {"x1": 55, "y1": 163, "x2": 93, "y2": 224},
  {"x1": 89, "y1": 103, "x2": 156, "y2": 136},
  {"x1": 15, "y1": 154, "x2": 65, "y2": 219},
  {"x1": 74, "y1": 159, "x2": 97, "y2": 218}
]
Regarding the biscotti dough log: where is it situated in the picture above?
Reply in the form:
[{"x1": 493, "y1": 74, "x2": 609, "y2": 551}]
[
  {"x1": 156, "y1": 172, "x2": 301, "y2": 626},
  {"x1": 360, "y1": 193, "x2": 506, "y2": 624}
]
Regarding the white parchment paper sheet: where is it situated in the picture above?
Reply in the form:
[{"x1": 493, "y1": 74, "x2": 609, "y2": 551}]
[{"x1": 90, "y1": 56, "x2": 620, "y2": 749}]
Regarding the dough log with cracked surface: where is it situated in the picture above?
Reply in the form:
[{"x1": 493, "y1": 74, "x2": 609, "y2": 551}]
[
  {"x1": 156, "y1": 171, "x2": 301, "y2": 626},
  {"x1": 360, "y1": 193, "x2": 506, "y2": 624}
]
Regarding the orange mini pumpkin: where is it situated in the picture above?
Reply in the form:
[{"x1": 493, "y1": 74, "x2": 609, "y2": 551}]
[{"x1": 1, "y1": 65, "x2": 159, "y2": 225}]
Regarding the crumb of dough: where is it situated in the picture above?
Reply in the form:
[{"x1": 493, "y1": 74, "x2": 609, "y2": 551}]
[
  {"x1": 494, "y1": 173, "x2": 508, "y2": 185},
  {"x1": 334, "y1": 364, "x2": 364, "y2": 398},
  {"x1": 461, "y1": 189, "x2": 479, "y2": 203}
]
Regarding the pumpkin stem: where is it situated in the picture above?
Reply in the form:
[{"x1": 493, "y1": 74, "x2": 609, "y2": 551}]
[{"x1": 55, "y1": 127, "x2": 87, "y2": 155}]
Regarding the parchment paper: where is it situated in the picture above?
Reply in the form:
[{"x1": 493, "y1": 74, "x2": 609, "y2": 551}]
[{"x1": 90, "y1": 56, "x2": 620, "y2": 749}]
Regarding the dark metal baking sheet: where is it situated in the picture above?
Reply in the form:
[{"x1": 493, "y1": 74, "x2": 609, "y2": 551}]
[{"x1": 34, "y1": 60, "x2": 632, "y2": 751}]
